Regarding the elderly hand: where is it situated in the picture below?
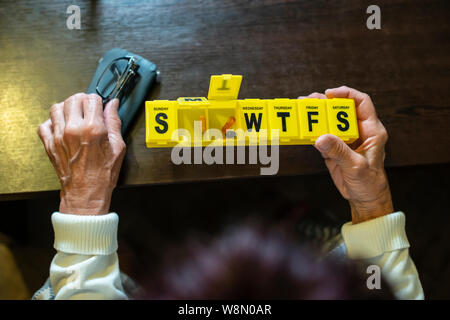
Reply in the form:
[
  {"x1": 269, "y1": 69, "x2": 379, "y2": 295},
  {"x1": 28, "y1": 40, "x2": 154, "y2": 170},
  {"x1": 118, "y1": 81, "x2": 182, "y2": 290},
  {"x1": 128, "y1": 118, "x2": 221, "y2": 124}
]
[
  {"x1": 303, "y1": 87, "x2": 393, "y2": 224},
  {"x1": 37, "y1": 93, "x2": 126, "y2": 215}
]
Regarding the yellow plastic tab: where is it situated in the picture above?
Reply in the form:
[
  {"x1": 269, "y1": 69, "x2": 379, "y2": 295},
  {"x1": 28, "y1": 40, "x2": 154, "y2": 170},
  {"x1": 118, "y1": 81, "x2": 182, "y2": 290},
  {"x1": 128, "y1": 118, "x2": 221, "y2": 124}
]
[
  {"x1": 145, "y1": 75, "x2": 359, "y2": 147},
  {"x1": 298, "y1": 98, "x2": 328, "y2": 142},
  {"x1": 145, "y1": 100, "x2": 178, "y2": 147},
  {"x1": 326, "y1": 98, "x2": 358, "y2": 142},
  {"x1": 207, "y1": 74, "x2": 242, "y2": 100},
  {"x1": 267, "y1": 99, "x2": 299, "y2": 143}
]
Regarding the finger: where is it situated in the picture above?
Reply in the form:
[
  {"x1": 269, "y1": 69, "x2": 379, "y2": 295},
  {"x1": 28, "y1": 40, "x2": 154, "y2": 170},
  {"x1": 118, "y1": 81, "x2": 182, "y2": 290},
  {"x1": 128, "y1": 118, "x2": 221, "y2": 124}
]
[
  {"x1": 37, "y1": 119, "x2": 65, "y2": 176},
  {"x1": 308, "y1": 92, "x2": 327, "y2": 99},
  {"x1": 37, "y1": 119, "x2": 54, "y2": 152},
  {"x1": 324, "y1": 86, "x2": 376, "y2": 121},
  {"x1": 314, "y1": 134, "x2": 364, "y2": 169},
  {"x1": 63, "y1": 95, "x2": 84, "y2": 156},
  {"x1": 49, "y1": 102, "x2": 71, "y2": 171},
  {"x1": 82, "y1": 94, "x2": 104, "y2": 123},
  {"x1": 50, "y1": 102, "x2": 65, "y2": 141},
  {"x1": 64, "y1": 93, "x2": 84, "y2": 124},
  {"x1": 103, "y1": 98, "x2": 125, "y2": 153}
]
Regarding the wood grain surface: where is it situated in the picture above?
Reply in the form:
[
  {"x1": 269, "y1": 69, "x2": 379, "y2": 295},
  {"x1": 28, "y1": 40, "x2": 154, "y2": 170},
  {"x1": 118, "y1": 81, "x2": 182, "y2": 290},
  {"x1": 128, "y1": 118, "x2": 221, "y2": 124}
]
[{"x1": 0, "y1": 0, "x2": 449, "y2": 198}]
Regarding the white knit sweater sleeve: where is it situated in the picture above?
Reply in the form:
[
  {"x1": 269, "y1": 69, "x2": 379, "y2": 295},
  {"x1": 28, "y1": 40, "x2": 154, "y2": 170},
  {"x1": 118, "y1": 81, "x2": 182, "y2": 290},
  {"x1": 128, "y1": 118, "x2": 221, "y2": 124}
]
[
  {"x1": 341, "y1": 211, "x2": 424, "y2": 300},
  {"x1": 48, "y1": 212, "x2": 128, "y2": 300}
]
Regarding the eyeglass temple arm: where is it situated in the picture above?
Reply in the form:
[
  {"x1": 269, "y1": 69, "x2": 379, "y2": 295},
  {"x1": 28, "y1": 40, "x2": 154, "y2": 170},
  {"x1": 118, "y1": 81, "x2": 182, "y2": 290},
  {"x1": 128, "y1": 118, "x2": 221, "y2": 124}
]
[
  {"x1": 103, "y1": 62, "x2": 138, "y2": 103},
  {"x1": 110, "y1": 68, "x2": 136, "y2": 100}
]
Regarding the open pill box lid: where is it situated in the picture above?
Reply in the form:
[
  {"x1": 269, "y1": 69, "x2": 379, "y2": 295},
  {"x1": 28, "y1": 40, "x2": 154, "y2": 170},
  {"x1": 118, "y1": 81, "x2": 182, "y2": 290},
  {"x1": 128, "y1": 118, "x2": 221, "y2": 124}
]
[{"x1": 145, "y1": 74, "x2": 358, "y2": 148}]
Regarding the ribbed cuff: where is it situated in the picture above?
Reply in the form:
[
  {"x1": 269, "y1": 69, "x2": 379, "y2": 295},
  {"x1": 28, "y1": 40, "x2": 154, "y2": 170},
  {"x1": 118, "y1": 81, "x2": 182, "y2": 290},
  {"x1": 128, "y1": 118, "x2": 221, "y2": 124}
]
[
  {"x1": 341, "y1": 211, "x2": 410, "y2": 260},
  {"x1": 52, "y1": 212, "x2": 119, "y2": 255}
]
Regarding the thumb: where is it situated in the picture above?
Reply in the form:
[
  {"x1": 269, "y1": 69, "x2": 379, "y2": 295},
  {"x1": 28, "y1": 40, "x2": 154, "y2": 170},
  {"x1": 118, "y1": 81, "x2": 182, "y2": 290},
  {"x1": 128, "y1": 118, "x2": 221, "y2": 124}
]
[
  {"x1": 104, "y1": 98, "x2": 122, "y2": 137},
  {"x1": 314, "y1": 134, "x2": 361, "y2": 169}
]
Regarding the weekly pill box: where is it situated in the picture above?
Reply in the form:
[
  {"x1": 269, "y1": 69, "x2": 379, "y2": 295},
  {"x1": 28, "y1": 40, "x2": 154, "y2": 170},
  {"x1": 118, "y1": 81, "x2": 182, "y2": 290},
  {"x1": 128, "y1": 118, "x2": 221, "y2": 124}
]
[{"x1": 145, "y1": 74, "x2": 358, "y2": 148}]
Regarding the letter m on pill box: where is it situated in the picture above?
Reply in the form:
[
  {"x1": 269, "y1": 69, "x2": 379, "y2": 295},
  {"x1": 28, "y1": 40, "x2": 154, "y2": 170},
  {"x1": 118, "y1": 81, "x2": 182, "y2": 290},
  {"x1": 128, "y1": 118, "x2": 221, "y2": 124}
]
[{"x1": 145, "y1": 75, "x2": 358, "y2": 147}]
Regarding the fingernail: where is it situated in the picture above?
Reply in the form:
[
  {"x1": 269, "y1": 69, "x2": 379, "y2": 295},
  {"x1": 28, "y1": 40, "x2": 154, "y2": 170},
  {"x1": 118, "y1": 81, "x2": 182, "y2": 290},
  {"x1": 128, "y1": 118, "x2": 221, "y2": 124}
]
[
  {"x1": 324, "y1": 89, "x2": 333, "y2": 98},
  {"x1": 315, "y1": 135, "x2": 331, "y2": 152},
  {"x1": 107, "y1": 98, "x2": 119, "y2": 110}
]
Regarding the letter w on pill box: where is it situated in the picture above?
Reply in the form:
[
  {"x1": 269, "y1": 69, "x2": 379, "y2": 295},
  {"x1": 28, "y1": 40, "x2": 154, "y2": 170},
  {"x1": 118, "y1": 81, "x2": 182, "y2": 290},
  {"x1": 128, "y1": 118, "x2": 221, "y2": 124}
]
[{"x1": 145, "y1": 75, "x2": 358, "y2": 147}]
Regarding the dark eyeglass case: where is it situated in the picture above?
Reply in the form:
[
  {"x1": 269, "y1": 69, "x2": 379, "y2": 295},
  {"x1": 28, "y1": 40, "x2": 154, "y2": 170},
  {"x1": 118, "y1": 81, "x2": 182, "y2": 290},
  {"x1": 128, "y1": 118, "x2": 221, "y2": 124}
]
[{"x1": 87, "y1": 48, "x2": 159, "y2": 136}]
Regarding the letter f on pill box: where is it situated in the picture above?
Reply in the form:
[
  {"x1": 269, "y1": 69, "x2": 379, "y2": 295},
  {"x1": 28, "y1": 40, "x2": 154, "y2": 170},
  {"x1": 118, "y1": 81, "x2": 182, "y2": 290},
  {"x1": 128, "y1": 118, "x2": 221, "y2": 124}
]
[{"x1": 297, "y1": 98, "x2": 328, "y2": 142}]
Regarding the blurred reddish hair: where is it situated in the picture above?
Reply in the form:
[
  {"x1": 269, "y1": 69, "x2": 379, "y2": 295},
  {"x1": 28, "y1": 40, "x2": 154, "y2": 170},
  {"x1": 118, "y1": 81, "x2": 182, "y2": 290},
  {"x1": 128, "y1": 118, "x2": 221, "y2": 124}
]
[{"x1": 139, "y1": 225, "x2": 394, "y2": 300}]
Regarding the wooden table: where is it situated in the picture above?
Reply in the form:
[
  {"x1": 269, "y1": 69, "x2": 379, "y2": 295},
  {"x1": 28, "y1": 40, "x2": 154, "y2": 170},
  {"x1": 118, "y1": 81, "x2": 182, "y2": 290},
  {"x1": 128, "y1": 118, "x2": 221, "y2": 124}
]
[{"x1": 1, "y1": 0, "x2": 449, "y2": 199}]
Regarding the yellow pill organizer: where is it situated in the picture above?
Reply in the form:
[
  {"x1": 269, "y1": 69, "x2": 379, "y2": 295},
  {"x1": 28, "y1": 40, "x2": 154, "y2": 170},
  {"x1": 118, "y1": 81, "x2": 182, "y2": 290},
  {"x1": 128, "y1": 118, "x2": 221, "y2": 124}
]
[{"x1": 146, "y1": 74, "x2": 358, "y2": 147}]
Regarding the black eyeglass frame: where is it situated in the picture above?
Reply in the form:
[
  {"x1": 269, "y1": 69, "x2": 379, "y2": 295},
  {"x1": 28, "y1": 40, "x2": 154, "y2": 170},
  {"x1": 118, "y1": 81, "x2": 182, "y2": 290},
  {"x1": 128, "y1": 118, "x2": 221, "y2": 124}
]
[{"x1": 95, "y1": 55, "x2": 140, "y2": 103}]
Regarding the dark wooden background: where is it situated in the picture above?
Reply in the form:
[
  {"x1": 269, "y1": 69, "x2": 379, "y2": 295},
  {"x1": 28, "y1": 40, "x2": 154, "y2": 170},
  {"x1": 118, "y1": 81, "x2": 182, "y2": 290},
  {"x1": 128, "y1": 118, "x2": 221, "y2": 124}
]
[{"x1": 1, "y1": 0, "x2": 449, "y2": 198}]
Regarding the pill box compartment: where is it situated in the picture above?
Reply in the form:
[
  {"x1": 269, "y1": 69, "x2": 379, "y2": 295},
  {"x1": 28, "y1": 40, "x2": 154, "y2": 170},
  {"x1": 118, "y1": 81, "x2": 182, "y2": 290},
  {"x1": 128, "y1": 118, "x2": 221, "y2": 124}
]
[
  {"x1": 207, "y1": 100, "x2": 239, "y2": 145},
  {"x1": 177, "y1": 106, "x2": 208, "y2": 146}
]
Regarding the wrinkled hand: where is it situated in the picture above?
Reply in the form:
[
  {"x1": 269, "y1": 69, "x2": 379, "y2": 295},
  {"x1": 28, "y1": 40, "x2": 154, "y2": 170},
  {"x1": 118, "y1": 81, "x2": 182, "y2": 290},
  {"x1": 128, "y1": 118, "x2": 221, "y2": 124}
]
[
  {"x1": 301, "y1": 87, "x2": 393, "y2": 224},
  {"x1": 37, "y1": 93, "x2": 126, "y2": 215}
]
